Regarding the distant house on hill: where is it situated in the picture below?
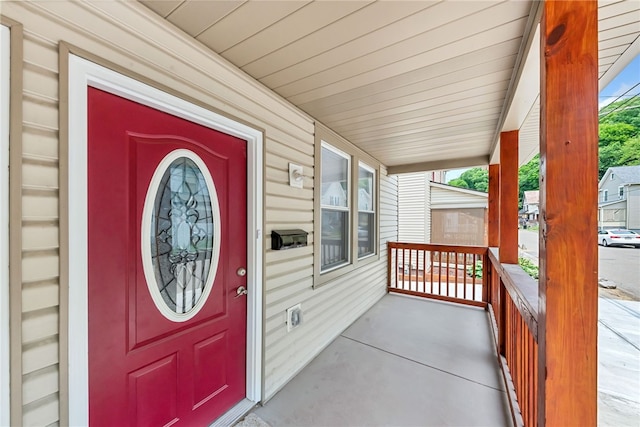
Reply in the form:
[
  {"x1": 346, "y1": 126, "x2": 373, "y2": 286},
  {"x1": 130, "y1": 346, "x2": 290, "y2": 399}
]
[
  {"x1": 598, "y1": 165, "x2": 640, "y2": 231},
  {"x1": 522, "y1": 190, "x2": 540, "y2": 224}
]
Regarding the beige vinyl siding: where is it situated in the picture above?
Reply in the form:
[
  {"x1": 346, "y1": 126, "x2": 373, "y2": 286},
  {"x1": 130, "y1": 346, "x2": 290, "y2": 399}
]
[
  {"x1": 19, "y1": 26, "x2": 61, "y2": 427},
  {"x1": 397, "y1": 173, "x2": 430, "y2": 243},
  {"x1": 431, "y1": 184, "x2": 488, "y2": 209},
  {"x1": 263, "y1": 168, "x2": 397, "y2": 399},
  {"x1": 1, "y1": 1, "x2": 398, "y2": 423}
]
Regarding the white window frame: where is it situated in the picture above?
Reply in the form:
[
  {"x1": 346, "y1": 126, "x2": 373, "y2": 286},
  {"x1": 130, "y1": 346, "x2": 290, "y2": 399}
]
[
  {"x1": 618, "y1": 186, "x2": 624, "y2": 199},
  {"x1": 68, "y1": 55, "x2": 263, "y2": 425},
  {"x1": 603, "y1": 189, "x2": 608, "y2": 202},
  {"x1": 320, "y1": 142, "x2": 351, "y2": 273},
  {"x1": 313, "y1": 126, "x2": 380, "y2": 288},
  {"x1": 357, "y1": 161, "x2": 376, "y2": 260},
  {"x1": 0, "y1": 24, "x2": 10, "y2": 427}
]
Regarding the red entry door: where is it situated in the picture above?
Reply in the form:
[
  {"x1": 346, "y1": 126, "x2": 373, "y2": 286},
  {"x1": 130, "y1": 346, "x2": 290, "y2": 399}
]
[{"x1": 87, "y1": 87, "x2": 247, "y2": 426}]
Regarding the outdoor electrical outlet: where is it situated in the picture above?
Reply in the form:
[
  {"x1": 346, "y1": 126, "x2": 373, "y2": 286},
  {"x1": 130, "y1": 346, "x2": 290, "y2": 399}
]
[{"x1": 286, "y1": 304, "x2": 302, "y2": 332}]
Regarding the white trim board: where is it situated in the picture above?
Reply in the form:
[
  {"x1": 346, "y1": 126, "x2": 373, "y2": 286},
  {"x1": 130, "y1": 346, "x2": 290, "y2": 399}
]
[
  {"x1": 68, "y1": 55, "x2": 263, "y2": 426},
  {"x1": 0, "y1": 24, "x2": 11, "y2": 427}
]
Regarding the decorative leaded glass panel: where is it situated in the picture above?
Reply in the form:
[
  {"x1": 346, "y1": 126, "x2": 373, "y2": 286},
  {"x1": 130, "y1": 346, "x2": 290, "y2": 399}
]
[{"x1": 147, "y1": 154, "x2": 218, "y2": 318}]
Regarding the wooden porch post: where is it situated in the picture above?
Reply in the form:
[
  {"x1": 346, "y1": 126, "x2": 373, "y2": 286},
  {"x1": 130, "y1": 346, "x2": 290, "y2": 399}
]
[
  {"x1": 488, "y1": 164, "x2": 500, "y2": 247},
  {"x1": 539, "y1": 1, "x2": 598, "y2": 426},
  {"x1": 499, "y1": 131, "x2": 518, "y2": 264}
]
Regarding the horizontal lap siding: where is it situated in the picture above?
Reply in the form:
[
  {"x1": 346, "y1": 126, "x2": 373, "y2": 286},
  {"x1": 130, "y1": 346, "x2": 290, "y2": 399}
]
[
  {"x1": 19, "y1": 28, "x2": 61, "y2": 427},
  {"x1": 398, "y1": 172, "x2": 429, "y2": 243},
  {"x1": 3, "y1": 1, "x2": 399, "y2": 423},
  {"x1": 431, "y1": 185, "x2": 488, "y2": 209},
  {"x1": 263, "y1": 169, "x2": 397, "y2": 399},
  {"x1": 629, "y1": 190, "x2": 640, "y2": 229}
]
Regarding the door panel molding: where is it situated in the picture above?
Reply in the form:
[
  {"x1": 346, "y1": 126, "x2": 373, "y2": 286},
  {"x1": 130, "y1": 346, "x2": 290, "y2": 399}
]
[{"x1": 67, "y1": 54, "x2": 263, "y2": 426}]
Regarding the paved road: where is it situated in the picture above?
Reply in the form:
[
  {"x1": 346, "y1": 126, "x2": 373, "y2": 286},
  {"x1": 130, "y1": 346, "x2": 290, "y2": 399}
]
[
  {"x1": 598, "y1": 245, "x2": 640, "y2": 300},
  {"x1": 518, "y1": 229, "x2": 640, "y2": 424},
  {"x1": 518, "y1": 229, "x2": 640, "y2": 300}
]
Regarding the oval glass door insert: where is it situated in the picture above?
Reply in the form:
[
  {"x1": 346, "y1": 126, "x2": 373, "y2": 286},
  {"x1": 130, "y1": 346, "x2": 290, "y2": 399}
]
[{"x1": 141, "y1": 149, "x2": 221, "y2": 322}]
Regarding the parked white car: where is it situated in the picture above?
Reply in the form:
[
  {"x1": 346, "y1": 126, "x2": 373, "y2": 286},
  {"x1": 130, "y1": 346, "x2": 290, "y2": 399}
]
[{"x1": 598, "y1": 229, "x2": 640, "y2": 248}]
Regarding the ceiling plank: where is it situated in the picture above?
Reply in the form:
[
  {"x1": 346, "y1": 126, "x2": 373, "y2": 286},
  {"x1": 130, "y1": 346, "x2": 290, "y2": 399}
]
[
  {"x1": 281, "y1": 17, "x2": 528, "y2": 104},
  {"x1": 302, "y1": 63, "x2": 514, "y2": 119},
  {"x1": 242, "y1": 1, "x2": 436, "y2": 79},
  {"x1": 221, "y1": 1, "x2": 373, "y2": 67},
  {"x1": 259, "y1": 1, "x2": 501, "y2": 90},
  {"x1": 196, "y1": 1, "x2": 311, "y2": 53},
  {"x1": 139, "y1": 0, "x2": 183, "y2": 18},
  {"x1": 166, "y1": 0, "x2": 246, "y2": 37}
]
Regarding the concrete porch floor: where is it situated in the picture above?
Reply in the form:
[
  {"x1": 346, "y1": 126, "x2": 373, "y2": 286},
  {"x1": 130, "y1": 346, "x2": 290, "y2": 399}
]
[{"x1": 244, "y1": 294, "x2": 513, "y2": 426}]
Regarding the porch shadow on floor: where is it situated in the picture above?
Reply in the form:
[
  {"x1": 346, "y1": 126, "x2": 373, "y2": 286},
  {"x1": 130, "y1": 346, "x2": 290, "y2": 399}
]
[{"x1": 242, "y1": 294, "x2": 513, "y2": 427}]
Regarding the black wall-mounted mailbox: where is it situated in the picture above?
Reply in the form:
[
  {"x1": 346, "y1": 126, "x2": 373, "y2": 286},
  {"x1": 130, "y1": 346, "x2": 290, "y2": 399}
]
[{"x1": 272, "y1": 229, "x2": 308, "y2": 250}]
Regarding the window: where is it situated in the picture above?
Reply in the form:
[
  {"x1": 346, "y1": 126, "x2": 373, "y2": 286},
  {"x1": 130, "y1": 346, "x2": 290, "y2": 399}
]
[
  {"x1": 314, "y1": 125, "x2": 380, "y2": 286},
  {"x1": 618, "y1": 186, "x2": 624, "y2": 199},
  {"x1": 357, "y1": 163, "x2": 375, "y2": 258},
  {"x1": 320, "y1": 143, "x2": 350, "y2": 271},
  {"x1": 142, "y1": 151, "x2": 220, "y2": 321},
  {"x1": 603, "y1": 190, "x2": 608, "y2": 202}
]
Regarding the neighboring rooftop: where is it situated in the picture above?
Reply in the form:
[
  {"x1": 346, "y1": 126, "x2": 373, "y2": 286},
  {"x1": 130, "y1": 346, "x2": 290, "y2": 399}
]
[
  {"x1": 600, "y1": 165, "x2": 640, "y2": 186},
  {"x1": 523, "y1": 190, "x2": 539, "y2": 205}
]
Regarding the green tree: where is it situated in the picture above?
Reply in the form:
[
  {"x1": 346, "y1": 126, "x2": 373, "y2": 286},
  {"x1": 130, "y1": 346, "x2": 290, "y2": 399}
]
[
  {"x1": 598, "y1": 122, "x2": 639, "y2": 178},
  {"x1": 518, "y1": 155, "x2": 540, "y2": 205},
  {"x1": 458, "y1": 167, "x2": 488, "y2": 192},
  {"x1": 597, "y1": 96, "x2": 640, "y2": 177},
  {"x1": 619, "y1": 135, "x2": 640, "y2": 165},
  {"x1": 448, "y1": 178, "x2": 469, "y2": 189},
  {"x1": 599, "y1": 95, "x2": 640, "y2": 129}
]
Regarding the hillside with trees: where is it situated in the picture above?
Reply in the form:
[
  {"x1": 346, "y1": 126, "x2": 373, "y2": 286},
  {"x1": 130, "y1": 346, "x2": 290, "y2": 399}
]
[
  {"x1": 447, "y1": 94, "x2": 640, "y2": 202},
  {"x1": 598, "y1": 95, "x2": 640, "y2": 177}
]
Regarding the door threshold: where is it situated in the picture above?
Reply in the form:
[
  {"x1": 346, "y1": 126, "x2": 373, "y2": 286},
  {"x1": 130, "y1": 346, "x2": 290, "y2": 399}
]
[{"x1": 209, "y1": 398, "x2": 257, "y2": 427}]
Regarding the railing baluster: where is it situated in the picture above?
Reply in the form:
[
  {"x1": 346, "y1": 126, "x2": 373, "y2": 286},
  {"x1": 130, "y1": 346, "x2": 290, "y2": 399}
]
[
  {"x1": 393, "y1": 245, "x2": 398, "y2": 289},
  {"x1": 429, "y1": 250, "x2": 434, "y2": 294},
  {"x1": 401, "y1": 249, "x2": 405, "y2": 289},
  {"x1": 472, "y1": 254, "x2": 477, "y2": 301},
  {"x1": 463, "y1": 253, "x2": 468, "y2": 300},
  {"x1": 411, "y1": 249, "x2": 416, "y2": 291},
  {"x1": 455, "y1": 252, "x2": 459, "y2": 298},
  {"x1": 421, "y1": 249, "x2": 426, "y2": 294},
  {"x1": 444, "y1": 251, "x2": 449, "y2": 297}
]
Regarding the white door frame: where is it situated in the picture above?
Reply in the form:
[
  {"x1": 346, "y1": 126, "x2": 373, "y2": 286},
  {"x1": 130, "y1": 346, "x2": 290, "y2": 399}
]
[
  {"x1": 67, "y1": 55, "x2": 263, "y2": 426},
  {"x1": 0, "y1": 24, "x2": 11, "y2": 427}
]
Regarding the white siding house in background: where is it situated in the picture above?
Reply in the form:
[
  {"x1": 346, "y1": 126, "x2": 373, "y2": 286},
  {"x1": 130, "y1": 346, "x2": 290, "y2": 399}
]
[
  {"x1": 522, "y1": 190, "x2": 540, "y2": 223},
  {"x1": 397, "y1": 173, "x2": 431, "y2": 243},
  {"x1": 598, "y1": 165, "x2": 640, "y2": 231},
  {"x1": 398, "y1": 177, "x2": 488, "y2": 246}
]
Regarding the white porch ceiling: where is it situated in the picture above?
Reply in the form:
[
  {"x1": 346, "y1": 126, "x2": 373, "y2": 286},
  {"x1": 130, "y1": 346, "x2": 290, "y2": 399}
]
[{"x1": 140, "y1": 0, "x2": 640, "y2": 171}]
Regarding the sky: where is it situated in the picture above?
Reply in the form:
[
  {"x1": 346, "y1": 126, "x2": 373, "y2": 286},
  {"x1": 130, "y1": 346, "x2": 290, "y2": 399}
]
[
  {"x1": 445, "y1": 54, "x2": 640, "y2": 183},
  {"x1": 599, "y1": 54, "x2": 640, "y2": 109}
]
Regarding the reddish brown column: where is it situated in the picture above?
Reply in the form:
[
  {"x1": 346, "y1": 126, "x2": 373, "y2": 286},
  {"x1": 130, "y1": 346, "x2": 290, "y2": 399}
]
[
  {"x1": 499, "y1": 131, "x2": 518, "y2": 264},
  {"x1": 488, "y1": 164, "x2": 500, "y2": 247},
  {"x1": 539, "y1": 1, "x2": 599, "y2": 425}
]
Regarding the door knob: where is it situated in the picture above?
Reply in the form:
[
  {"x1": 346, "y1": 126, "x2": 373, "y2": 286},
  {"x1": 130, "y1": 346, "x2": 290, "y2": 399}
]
[{"x1": 235, "y1": 286, "x2": 248, "y2": 297}]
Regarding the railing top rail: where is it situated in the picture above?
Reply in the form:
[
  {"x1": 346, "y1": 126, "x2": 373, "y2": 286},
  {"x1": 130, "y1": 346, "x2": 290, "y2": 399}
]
[
  {"x1": 488, "y1": 248, "x2": 539, "y2": 342},
  {"x1": 388, "y1": 241, "x2": 488, "y2": 255}
]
